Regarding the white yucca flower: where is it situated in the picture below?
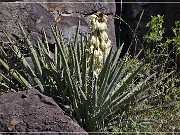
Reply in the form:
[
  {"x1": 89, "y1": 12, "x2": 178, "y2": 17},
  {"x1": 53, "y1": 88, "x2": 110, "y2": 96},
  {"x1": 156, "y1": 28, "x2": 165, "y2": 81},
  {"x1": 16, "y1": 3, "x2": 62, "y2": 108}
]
[
  {"x1": 89, "y1": 12, "x2": 112, "y2": 78},
  {"x1": 100, "y1": 31, "x2": 108, "y2": 41},
  {"x1": 90, "y1": 35, "x2": 97, "y2": 45},
  {"x1": 97, "y1": 22, "x2": 107, "y2": 31}
]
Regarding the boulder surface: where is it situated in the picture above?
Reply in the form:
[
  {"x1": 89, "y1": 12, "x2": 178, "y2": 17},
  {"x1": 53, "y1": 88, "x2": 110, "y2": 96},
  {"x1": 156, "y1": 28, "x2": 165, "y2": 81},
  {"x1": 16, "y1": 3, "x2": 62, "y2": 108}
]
[
  {"x1": 0, "y1": 3, "x2": 55, "y2": 46},
  {"x1": 0, "y1": 88, "x2": 88, "y2": 134}
]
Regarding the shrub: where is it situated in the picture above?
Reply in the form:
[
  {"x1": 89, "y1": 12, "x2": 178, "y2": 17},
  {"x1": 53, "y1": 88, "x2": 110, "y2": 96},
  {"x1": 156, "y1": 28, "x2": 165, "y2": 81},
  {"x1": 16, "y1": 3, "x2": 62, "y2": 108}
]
[{"x1": 118, "y1": 15, "x2": 180, "y2": 132}]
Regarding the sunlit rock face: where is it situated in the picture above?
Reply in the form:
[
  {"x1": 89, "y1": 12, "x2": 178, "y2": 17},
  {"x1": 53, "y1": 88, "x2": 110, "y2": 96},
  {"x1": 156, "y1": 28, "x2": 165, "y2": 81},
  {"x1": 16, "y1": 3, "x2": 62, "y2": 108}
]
[{"x1": 38, "y1": 0, "x2": 117, "y2": 51}]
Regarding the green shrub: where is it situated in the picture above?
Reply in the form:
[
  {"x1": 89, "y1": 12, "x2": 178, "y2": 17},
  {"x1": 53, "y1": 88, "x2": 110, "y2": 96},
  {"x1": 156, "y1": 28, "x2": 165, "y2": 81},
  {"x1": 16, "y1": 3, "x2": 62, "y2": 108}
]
[
  {"x1": 144, "y1": 15, "x2": 180, "y2": 98},
  {"x1": 145, "y1": 14, "x2": 165, "y2": 43},
  {"x1": 124, "y1": 15, "x2": 180, "y2": 132}
]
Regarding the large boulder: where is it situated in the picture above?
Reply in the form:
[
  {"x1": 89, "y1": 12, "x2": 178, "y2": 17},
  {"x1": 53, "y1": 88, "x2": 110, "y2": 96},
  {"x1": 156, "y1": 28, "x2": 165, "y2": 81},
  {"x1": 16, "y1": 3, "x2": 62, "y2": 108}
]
[
  {"x1": 0, "y1": 3, "x2": 55, "y2": 46},
  {"x1": 0, "y1": 88, "x2": 88, "y2": 134}
]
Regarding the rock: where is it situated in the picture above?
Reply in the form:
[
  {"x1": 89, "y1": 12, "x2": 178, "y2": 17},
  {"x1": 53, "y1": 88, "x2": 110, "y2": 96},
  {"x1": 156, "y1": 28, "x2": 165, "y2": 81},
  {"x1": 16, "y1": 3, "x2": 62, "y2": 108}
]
[
  {"x1": 0, "y1": 88, "x2": 88, "y2": 134},
  {"x1": 0, "y1": 1, "x2": 116, "y2": 52},
  {"x1": 38, "y1": 0, "x2": 117, "y2": 51},
  {"x1": 0, "y1": 3, "x2": 55, "y2": 46},
  {"x1": 0, "y1": 0, "x2": 21, "y2": 1},
  {"x1": 44, "y1": 0, "x2": 116, "y2": 15}
]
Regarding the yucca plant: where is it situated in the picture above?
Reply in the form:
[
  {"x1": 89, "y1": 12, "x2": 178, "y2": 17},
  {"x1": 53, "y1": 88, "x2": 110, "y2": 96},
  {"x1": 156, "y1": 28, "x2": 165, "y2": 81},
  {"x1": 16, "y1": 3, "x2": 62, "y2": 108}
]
[{"x1": 0, "y1": 13, "x2": 160, "y2": 132}]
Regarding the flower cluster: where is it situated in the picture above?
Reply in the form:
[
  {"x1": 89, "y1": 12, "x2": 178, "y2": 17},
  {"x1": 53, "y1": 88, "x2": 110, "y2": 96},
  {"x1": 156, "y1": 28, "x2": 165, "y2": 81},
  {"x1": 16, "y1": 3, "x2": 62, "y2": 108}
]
[{"x1": 89, "y1": 12, "x2": 112, "y2": 77}]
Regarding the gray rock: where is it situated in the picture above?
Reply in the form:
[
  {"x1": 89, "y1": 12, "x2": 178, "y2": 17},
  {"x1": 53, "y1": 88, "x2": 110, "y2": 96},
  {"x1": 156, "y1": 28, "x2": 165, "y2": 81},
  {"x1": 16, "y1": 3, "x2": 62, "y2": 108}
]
[
  {"x1": 0, "y1": 3, "x2": 55, "y2": 46},
  {"x1": 0, "y1": 88, "x2": 88, "y2": 134},
  {"x1": 39, "y1": 0, "x2": 115, "y2": 15},
  {"x1": 0, "y1": 1, "x2": 117, "y2": 52},
  {"x1": 40, "y1": 0, "x2": 117, "y2": 51}
]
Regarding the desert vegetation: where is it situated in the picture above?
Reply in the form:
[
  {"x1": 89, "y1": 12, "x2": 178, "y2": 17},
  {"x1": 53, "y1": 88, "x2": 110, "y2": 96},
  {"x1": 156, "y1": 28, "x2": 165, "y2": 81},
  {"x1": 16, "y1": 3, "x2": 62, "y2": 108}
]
[{"x1": 0, "y1": 11, "x2": 179, "y2": 134}]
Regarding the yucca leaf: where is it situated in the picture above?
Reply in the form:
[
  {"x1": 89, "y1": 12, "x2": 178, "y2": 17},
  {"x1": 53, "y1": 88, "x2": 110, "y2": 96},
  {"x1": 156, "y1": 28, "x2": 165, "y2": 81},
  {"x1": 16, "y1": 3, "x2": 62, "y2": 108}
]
[
  {"x1": 105, "y1": 73, "x2": 156, "y2": 119},
  {"x1": 73, "y1": 97, "x2": 83, "y2": 126},
  {"x1": 0, "y1": 82, "x2": 14, "y2": 92},
  {"x1": 102, "y1": 57, "x2": 127, "y2": 104},
  {"x1": 59, "y1": 30, "x2": 67, "y2": 58},
  {"x1": 94, "y1": 62, "x2": 146, "y2": 120},
  {"x1": 97, "y1": 48, "x2": 113, "y2": 105},
  {"x1": 98, "y1": 48, "x2": 112, "y2": 86},
  {"x1": 0, "y1": 58, "x2": 32, "y2": 89},
  {"x1": 81, "y1": 46, "x2": 90, "y2": 122},
  {"x1": 80, "y1": 34, "x2": 84, "y2": 61},
  {"x1": 95, "y1": 72, "x2": 156, "y2": 125},
  {"x1": 77, "y1": 33, "x2": 81, "y2": 63},
  {"x1": 87, "y1": 49, "x2": 95, "y2": 97},
  {"x1": 55, "y1": 27, "x2": 67, "y2": 59},
  {"x1": 71, "y1": 42, "x2": 82, "y2": 87},
  {"x1": 37, "y1": 40, "x2": 47, "y2": 68},
  {"x1": 110, "y1": 62, "x2": 146, "y2": 100},
  {"x1": 74, "y1": 20, "x2": 80, "y2": 52},
  {"x1": 0, "y1": 72, "x2": 18, "y2": 90},
  {"x1": 19, "y1": 24, "x2": 43, "y2": 91},
  {"x1": 54, "y1": 43, "x2": 58, "y2": 66},
  {"x1": 2, "y1": 32, "x2": 45, "y2": 92},
  {"x1": 55, "y1": 42, "x2": 62, "y2": 71},
  {"x1": 82, "y1": 47, "x2": 87, "y2": 94},
  {"x1": 110, "y1": 43, "x2": 124, "y2": 68},
  {"x1": 93, "y1": 78, "x2": 98, "y2": 110},
  {"x1": 42, "y1": 28, "x2": 50, "y2": 54},
  {"x1": 52, "y1": 26, "x2": 85, "y2": 102},
  {"x1": 68, "y1": 39, "x2": 75, "y2": 70}
]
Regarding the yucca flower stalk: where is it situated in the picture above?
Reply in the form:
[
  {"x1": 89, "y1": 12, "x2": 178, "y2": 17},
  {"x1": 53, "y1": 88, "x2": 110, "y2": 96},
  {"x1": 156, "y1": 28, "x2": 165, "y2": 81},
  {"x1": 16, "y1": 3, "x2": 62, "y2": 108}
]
[{"x1": 89, "y1": 12, "x2": 112, "y2": 77}]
